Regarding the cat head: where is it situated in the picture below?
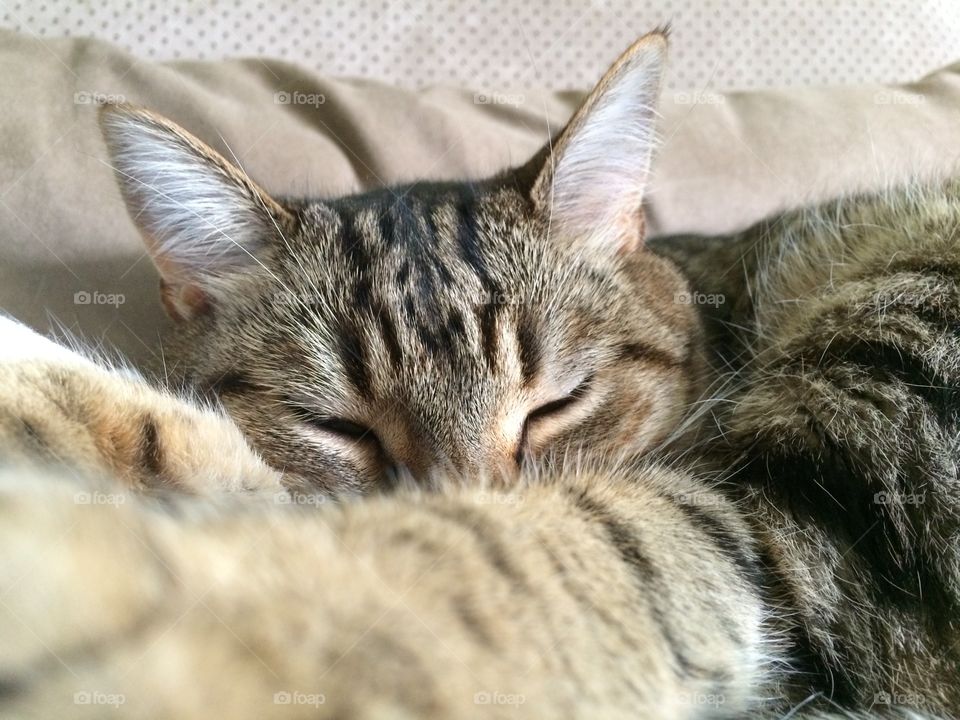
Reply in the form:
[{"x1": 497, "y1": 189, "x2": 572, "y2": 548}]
[{"x1": 100, "y1": 30, "x2": 703, "y2": 495}]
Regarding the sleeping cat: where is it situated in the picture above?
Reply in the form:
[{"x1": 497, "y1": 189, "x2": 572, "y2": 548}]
[
  {"x1": 1, "y1": 29, "x2": 958, "y2": 718},
  {"x1": 96, "y1": 32, "x2": 702, "y2": 497}
]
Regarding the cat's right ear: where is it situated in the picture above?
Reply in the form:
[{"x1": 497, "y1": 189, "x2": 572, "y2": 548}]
[
  {"x1": 99, "y1": 104, "x2": 292, "y2": 321},
  {"x1": 524, "y1": 30, "x2": 667, "y2": 257}
]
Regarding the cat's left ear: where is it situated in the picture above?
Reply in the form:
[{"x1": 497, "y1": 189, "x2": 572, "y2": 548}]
[
  {"x1": 99, "y1": 104, "x2": 293, "y2": 321},
  {"x1": 526, "y1": 30, "x2": 667, "y2": 256}
]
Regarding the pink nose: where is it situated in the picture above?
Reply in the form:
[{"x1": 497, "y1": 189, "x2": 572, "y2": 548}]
[{"x1": 389, "y1": 445, "x2": 521, "y2": 486}]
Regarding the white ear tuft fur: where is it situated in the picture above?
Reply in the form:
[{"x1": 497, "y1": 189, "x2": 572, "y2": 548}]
[
  {"x1": 99, "y1": 104, "x2": 290, "y2": 320},
  {"x1": 533, "y1": 31, "x2": 667, "y2": 256}
]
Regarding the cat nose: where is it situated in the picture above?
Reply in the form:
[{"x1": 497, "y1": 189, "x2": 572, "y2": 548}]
[
  {"x1": 462, "y1": 448, "x2": 521, "y2": 486},
  {"x1": 378, "y1": 415, "x2": 521, "y2": 485},
  {"x1": 383, "y1": 441, "x2": 457, "y2": 484},
  {"x1": 387, "y1": 449, "x2": 520, "y2": 487}
]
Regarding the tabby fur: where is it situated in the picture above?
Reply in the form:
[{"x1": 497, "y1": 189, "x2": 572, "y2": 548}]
[{"x1": 0, "y1": 30, "x2": 957, "y2": 719}]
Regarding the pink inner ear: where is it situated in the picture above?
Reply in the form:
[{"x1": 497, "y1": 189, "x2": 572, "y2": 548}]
[
  {"x1": 159, "y1": 278, "x2": 211, "y2": 322},
  {"x1": 611, "y1": 209, "x2": 645, "y2": 256}
]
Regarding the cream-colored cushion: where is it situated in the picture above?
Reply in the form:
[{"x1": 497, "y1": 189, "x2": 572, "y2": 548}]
[{"x1": 1, "y1": 29, "x2": 959, "y2": 367}]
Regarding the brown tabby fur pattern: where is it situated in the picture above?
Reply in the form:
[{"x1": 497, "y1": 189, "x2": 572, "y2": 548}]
[{"x1": 0, "y1": 30, "x2": 957, "y2": 719}]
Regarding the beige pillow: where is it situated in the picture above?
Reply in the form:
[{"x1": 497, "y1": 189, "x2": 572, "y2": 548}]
[{"x1": 1, "y1": 29, "x2": 959, "y2": 367}]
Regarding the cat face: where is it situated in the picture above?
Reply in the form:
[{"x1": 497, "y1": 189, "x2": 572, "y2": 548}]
[{"x1": 100, "y1": 31, "x2": 703, "y2": 494}]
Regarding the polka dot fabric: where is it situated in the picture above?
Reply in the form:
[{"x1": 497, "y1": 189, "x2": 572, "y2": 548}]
[{"x1": 2, "y1": 1, "x2": 960, "y2": 91}]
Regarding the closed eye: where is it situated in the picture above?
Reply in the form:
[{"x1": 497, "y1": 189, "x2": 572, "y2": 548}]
[
  {"x1": 517, "y1": 374, "x2": 594, "y2": 464},
  {"x1": 525, "y1": 394, "x2": 579, "y2": 423},
  {"x1": 528, "y1": 374, "x2": 594, "y2": 420},
  {"x1": 290, "y1": 406, "x2": 380, "y2": 445}
]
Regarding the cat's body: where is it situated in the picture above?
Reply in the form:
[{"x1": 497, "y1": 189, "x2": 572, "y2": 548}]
[
  {"x1": 654, "y1": 182, "x2": 960, "y2": 714},
  {"x1": 0, "y1": 30, "x2": 958, "y2": 719}
]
